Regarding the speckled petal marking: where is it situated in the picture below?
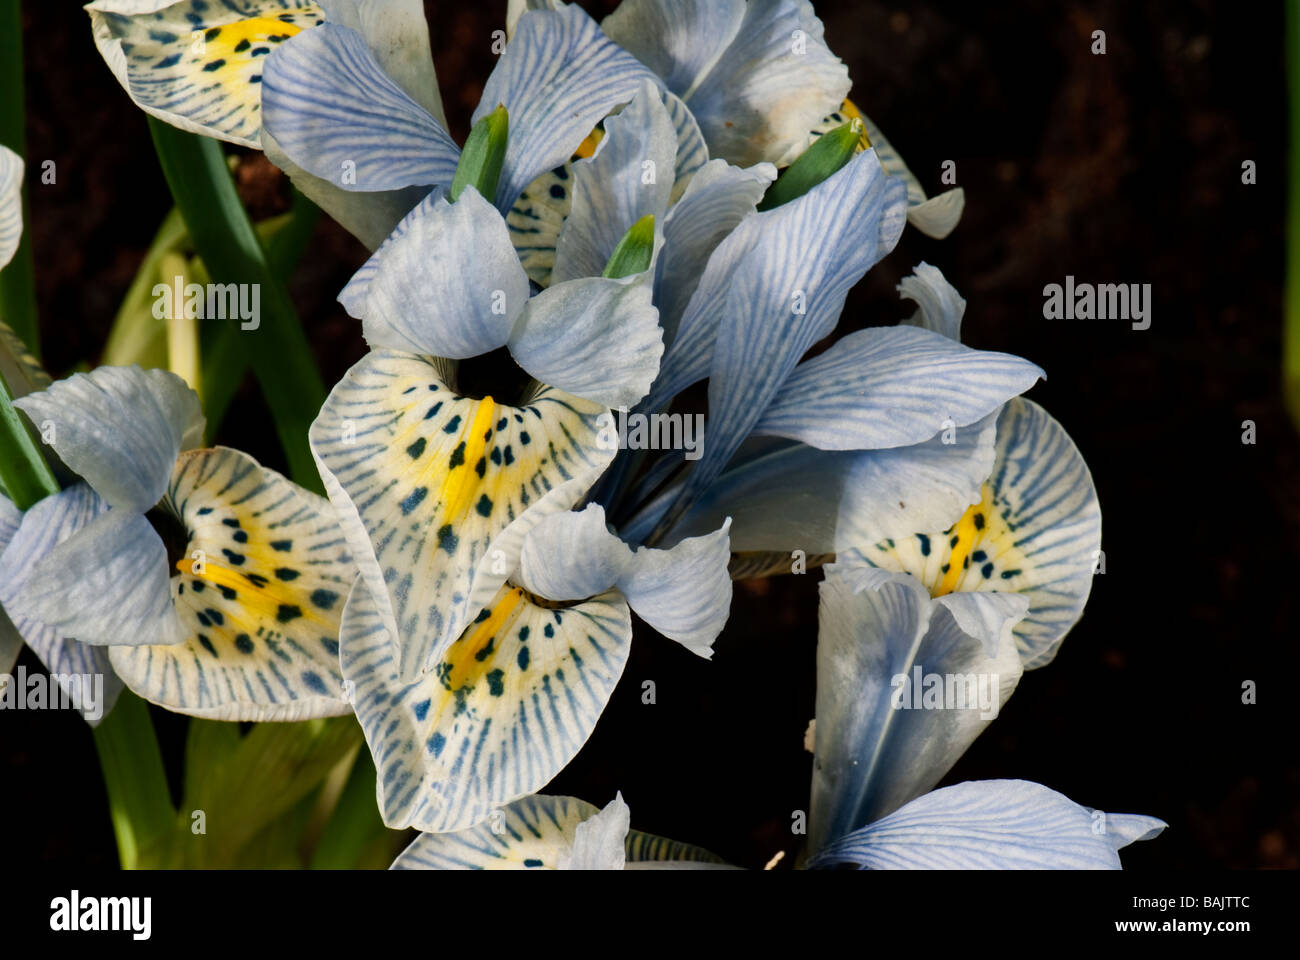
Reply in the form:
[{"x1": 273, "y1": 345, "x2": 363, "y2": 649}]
[
  {"x1": 846, "y1": 398, "x2": 1101, "y2": 667},
  {"x1": 109, "y1": 445, "x2": 356, "y2": 720},
  {"x1": 310, "y1": 350, "x2": 615, "y2": 682},
  {"x1": 91, "y1": 1, "x2": 325, "y2": 147},
  {"x1": 342, "y1": 579, "x2": 631, "y2": 833}
]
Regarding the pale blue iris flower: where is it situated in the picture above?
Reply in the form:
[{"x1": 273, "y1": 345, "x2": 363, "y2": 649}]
[
  {"x1": 0, "y1": 145, "x2": 123, "y2": 724},
  {"x1": 4, "y1": 365, "x2": 358, "y2": 721}
]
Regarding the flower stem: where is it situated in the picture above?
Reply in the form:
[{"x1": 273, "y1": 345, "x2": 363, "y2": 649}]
[
  {"x1": 0, "y1": 370, "x2": 58, "y2": 510},
  {"x1": 91, "y1": 691, "x2": 175, "y2": 870}
]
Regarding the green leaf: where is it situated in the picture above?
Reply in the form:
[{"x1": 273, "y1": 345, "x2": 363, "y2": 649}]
[
  {"x1": 602, "y1": 214, "x2": 656, "y2": 279},
  {"x1": 91, "y1": 691, "x2": 176, "y2": 870},
  {"x1": 0, "y1": 0, "x2": 37, "y2": 357},
  {"x1": 757, "y1": 118, "x2": 864, "y2": 212},
  {"x1": 450, "y1": 105, "x2": 508, "y2": 205},
  {"x1": 147, "y1": 117, "x2": 326, "y2": 491},
  {"x1": 0, "y1": 369, "x2": 58, "y2": 510},
  {"x1": 309, "y1": 748, "x2": 402, "y2": 869}
]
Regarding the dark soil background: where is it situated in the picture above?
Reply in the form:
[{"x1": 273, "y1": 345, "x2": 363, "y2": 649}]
[{"x1": 2, "y1": 1, "x2": 1292, "y2": 869}]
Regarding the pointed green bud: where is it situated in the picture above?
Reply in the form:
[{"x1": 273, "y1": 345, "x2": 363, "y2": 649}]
[
  {"x1": 757, "y1": 118, "x2": 864, "y2": 212},
  {"x1": 450, "y1": 104, "x2": 509, "y2": 205},
  {"x1": 601, "y1": 214, "x2": 656, "y2": 279}
]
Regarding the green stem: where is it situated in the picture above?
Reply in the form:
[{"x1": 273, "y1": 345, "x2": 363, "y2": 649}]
[
  {"x1": 147, "y1": 118, "x2": 326, "y2": 490},
  {"x1": 309, "y1": 748, "x2": 392, "y2": 869},
  {"x1": 91, "y1": 691, "x2": 176, "y2": 870},
  {"x1": 0, "y1": 371, "x2": 58, "y2": 510},
  {"x1": 0, "y1": 0, "x2": 38, "y2": 356}
]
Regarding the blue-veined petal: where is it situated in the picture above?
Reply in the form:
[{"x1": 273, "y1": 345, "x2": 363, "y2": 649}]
[
  {"x1": 605, "y1": 0, "x2": 847, "y2": 168},
  {"x1": 656, "y1": 158, "x2": 776, "y2": 345},
  {"x1": 336, "y1": 186, "x2": 442, "y2": 317},
  {"x1": 0, "y1": 145, "x2": 21, "y2": 271},
  {"x1": 508, "y1": 272, "x2": 663, "y2": 408},
  {"x1": 479, "y1": 5, "x2": 660, "y2": 213},
  {"x1": 627, "y1": 414, "x2": 997, "y2": 556},
  {"x1": 341, "y1": 577, "x2": 631, "y2": 832},
  {"x1": 809, "y1": 779, "x2": 1166, "y2": 870},
  {"x1": 355, "y1": 187, "x2": 528, "y2": 357},
  {"x1": 649, "y1": 148, "x2": 904, "y2": 439},
  {"x1": 0, "y1": 485, "x2": 123, "y2": 724},
  {"x1": 14, "y1": 365, "x2": 203, "y2": 513},
  {"x1": 664, "y1": 91, "x2": 707, "y2": 196},
  {"x1": 899, "y1": 262, "x2": 965, "y2": 341},
  {"x1": 316, "y1": 0, "x2": 445, "y2": 126},
  {"x1": 87, "y1": 0, "x2": 326, "y2": 148},
  {"x1": 108, "y1": 447, "x2": 355, "y2": 720},
  {"x1": 551, "y1": 81, "x2": 674, "y2": 284},
  {"x1": 751, "y1": 325, "x2": 1042, "y2": 450},
  {"x1": 12, "y1": 509, "x2": 186, "y2": 648},
  {"x1": 600, "y1": 0, "x2": 745, "y2": 97},
  {"x1": 262, "y1": 23, "x2": 459, "y2": 192},
  {"x1": 808, "y1": 564, "x2": 1025, "y2": 849},
  {"x1": 390, "y1": 790, "x2": 728, "y2": 869},
  {"x1": 310, "y1": 351, "x2": 614, "y2": 681},
  {"x1": 844, "y1": 398, "x2": 1101, "y2": 668}
]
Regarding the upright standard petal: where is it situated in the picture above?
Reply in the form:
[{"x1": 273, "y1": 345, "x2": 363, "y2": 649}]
[
  {"x1": 559, "y1": 793, "x2": 630, "y2": 870},
  {"x1": 262, "y1": 23, "x2": 459, "y2": 192},
  {"x1": 808, "y1": 564, "x2": 1025, "y2": 850},
  {"x1": 551, "y1": 82, "x2": 675, "y2": 284},
  {"x1": 357, "y1": 187, "x2": 528, "y2": 358},
  {"x1": 317, "y1": 0, "x2": 446, "y2": 127},
  {"x1": 650, "y1": 147, "x2": 904, "y2": 432},
  {"x1": 478, "y1": 5, "x2": 660, "y2": 213},
  {"x1": 842, "y1": 398, "x2": 1101, "y2": 668},
  {"x1": 0, "y1": 485, "x2": 123, "y2": 724},
  {"x1": 677, "y1": 0, "x2": 850, "y2": 167},
  {"x1": 600, "y1": 0, "x2": 745, "y2": 97},
  {"x1": 341, "y1": 578, "x2": 632, "y2": 832},
  {"x1": 655, "y1": 158, "x2": 776, "y2": 345},
  {"x1": 14, "y1": 509, "x2": 187, "y2": 648},
  {"x1": 310, "y1": 351, "x2": 615, "y2": 681},
  {"x1": 899, "y1": 262, "x2": 965, "y2": 342},
  {"x1": 751, "y1": 325, "x2": 1042, "y2": 450},
  {"x1": 0, "y1": 146, "x2": 21, "y2": 271},
  {"x1": 87, "y1": 0, "x2": 326, "y2": 148},
  {"x1": 14, "y1": 365, "x2": 204, "y2": 513},
  {"x1": 108, "y1": 447, "x2": 356, "y2": 720},
  {"x1": 508, "y1": 273, "x2": 663, "y2": 409},
  {"x1": 809, "y1": 780, "x2": 1166, "y2": 870}
]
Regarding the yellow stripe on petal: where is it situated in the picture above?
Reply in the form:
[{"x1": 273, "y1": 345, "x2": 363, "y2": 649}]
[
  {"x1": 91, "y1": 1, "x2": 325, "y2": 147},
  {"x1": 851, "y1": 398, "x2": 1102, "y2": 667},
  {"x1": 311, "y1": 350, "x2": 616, "y2": 683},
  {"x1": 110, "y1": 446, "x2": 356, "y2": 720},
  {"x1": 342, "y1": 578, "x2": 631, "y2": 833}
]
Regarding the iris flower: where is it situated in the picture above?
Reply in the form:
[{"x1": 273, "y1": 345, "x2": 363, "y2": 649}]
[
  {"x1": 4, "y1": 365, "x2": 357, "y2": 720},
  {"x1": 509, "y1": 0, "x2": 966, "y2": 238},
  {"x1": 0, "y1": 145, "x2": 122, "y2": 723},
  {"x1": 340, "y1": 503, "x2": 731, "y2": 832},
  {"x1": 391, "y1": 792, "x2": 730, "y2": 870}
]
